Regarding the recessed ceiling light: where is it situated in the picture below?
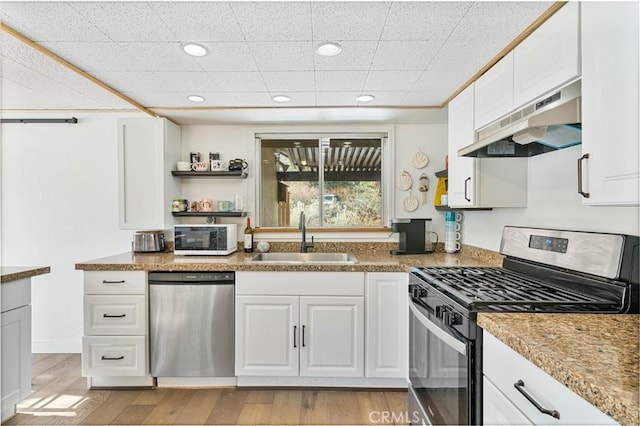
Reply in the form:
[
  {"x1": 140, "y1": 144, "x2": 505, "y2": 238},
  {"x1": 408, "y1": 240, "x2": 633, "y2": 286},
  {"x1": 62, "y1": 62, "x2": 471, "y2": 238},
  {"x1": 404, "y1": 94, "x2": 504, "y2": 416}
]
[
  {"x1": 187, "y1": 95, "x2": 205, "y2": 102},
  {"x1": 272, "y1": 95, "x2": 291, "y2": 103},
  {"x1": 183, "y1": 43, "x2": 207, "y2": 57},
  {"x1": 356, "y1": 94, "x2": 375, "y2": 103},
  {"x1": 316, "y1": 42, "x2": 342, "y2": 57}
]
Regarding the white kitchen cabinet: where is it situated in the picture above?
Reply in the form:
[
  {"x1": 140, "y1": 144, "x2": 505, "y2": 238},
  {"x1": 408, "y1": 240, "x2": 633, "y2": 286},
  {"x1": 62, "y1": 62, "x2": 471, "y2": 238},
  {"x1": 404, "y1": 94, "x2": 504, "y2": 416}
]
[
  {"x1": 1, "y1": 278, "x2": 32, "y2": 422},
  {"x1": 474, "y1": 52, "x2": 514, "y2": 129},
  {"x1": 448, "y1": 84, "x2": 528, "y2": 208},
  {"x1": 513, "y1": 2, "x2": 580, "y2": 109},
  {"x1": 235, "y1": 272, "x2": 366, "y2": 381},
  {"x1": 117, "y1": 117, "x2": 181, "y2": 230},
  {"x1": 580, "y1": 2, "x2": 639, "y2": 206},
  {"x1": 299, "y1": 296, "x2": 364, "y2": 378},
  {"x1": 365, "y1": 272, "x2": 407, "y2": 379},
  {"x1": 235, "y1": 295, "x2": 299, "y2": 377},
  {"x1": 81, "y1": 271, "x2": 152, "y2": 388},
  {"x1": 235, "y1": 294, "x2": 364, "y2": 378},
  {"x1": 483, "y1": 331, "x2": 618, "y2": 425}
]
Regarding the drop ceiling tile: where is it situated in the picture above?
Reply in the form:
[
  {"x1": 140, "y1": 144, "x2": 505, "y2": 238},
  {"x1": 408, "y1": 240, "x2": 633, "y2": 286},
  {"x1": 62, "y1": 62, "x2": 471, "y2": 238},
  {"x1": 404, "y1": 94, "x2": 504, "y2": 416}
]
[
  {"x1": 359, "y1": 91, "x2": 407, "y2": 106},
  {"x1": 115, "y1": 42, "x2": 200, "y2": 72},
  {"x1": 89, "y1": 71, "x2": 173, "y2": 92},
  {"x1": 381, "y1": 2, "x2": 472, "y2": 41},
  {"x1": 70, "y1": 2, "x2": 176, "y2": 42},
  {"x1": 207, "y1": 72, "x2": 268, "y2": 93},
  {"x1": 40, "y1": 41, "x2": 149, "y2": 72},
  {"x1": 248, "y1": 42, "x2": 314, "y2": 71},
  {"x1": 315, "y1": 71, "x2": 368, "y2": 92},
  {"x1": 313, "y1": 41, "x2": 377, "y2": 71},
  {"x1": 364, "y1": 70, "x2": 423, "y2": 91},
  {"x1": 268, "y1": 92, "x2": 317, "y2": 107},
  {"x1": 315, "y1": 92, "x2": 360, "y2": 107},
  {"x1": 193, "y1": 42, "x2": 258, "y2": 72},
  {"x1": 451, "y1": 2, "x2": 554, "y2": 41},
  {"x1": 426, "y1": 39, "x2": 501, "y2": 73},
  {"x1": 403, "y1": 90, "x2": 450, "y2": 107},
  {"x1": 262, "y1": 71, "x2": 315, "y2": 92},
  {"x1": 148, "y1": 2, "x2": 245, "y2": 42},
  {"x1": 1, "y1": 2, "x2": 110, "y2": 42},
  {"x1": 225, "y1": 92, "x2": 279, "y2": 107},
  {"x1": 311, "y1": 2, "x2": 391, "y2": 41},
  {"x1": 230, "y1": 2, "x2": 312, "y2": 41},
  {"x1": 48, "y1": 72, "x2": 137, "y2": 109},
  {"x1": 412, "y1": 69, "x2": 472, "y2": 92},
  {"x1": 2, "y1": 34, "x2": 78, "y2": 76},
  {"x1": 371, "y1": 41, "x2": 443, "y2": 71},
  {"x1": 122, "y1": 91, "x2": 234, "y2": 108},
  {"x1": 151, "y1": 72, "x2": 219, "y2": 93}
]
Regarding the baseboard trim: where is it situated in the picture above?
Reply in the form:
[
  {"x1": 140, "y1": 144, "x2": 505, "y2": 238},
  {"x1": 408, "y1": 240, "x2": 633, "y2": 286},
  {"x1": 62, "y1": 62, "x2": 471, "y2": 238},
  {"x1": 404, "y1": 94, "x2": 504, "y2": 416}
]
[{"x1": 237, "y1": 376, "x2": 407, "y2": 388}]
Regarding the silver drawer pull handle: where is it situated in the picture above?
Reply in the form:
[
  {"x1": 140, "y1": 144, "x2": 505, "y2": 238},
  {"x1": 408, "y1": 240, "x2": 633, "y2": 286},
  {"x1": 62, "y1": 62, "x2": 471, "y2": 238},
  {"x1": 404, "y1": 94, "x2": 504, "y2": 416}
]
[
  {"x1": 514, "y1": 379, "x2": 560, "y2": 419},
  {"x1": 103, "y1": 314, "x2": 126, "y2": 318},
  {"x1": 101, "y1": 355, "x2": 124, "y2": 361},
  {"x1": 102, "y1": 280, "x2": 125, "y2": 284}
]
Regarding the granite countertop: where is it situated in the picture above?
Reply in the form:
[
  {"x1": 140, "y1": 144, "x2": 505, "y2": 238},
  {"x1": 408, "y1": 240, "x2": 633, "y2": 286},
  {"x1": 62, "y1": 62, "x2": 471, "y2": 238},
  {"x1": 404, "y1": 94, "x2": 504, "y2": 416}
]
[
  {"x1": 1, "y1": 266, "x2": 51, "y2": 284},
  {"x1": 478, "y1": 313, "x2": 639, "y2": 426},
  {"x1": 75, "y1": 248, "x2": 500, "y2": 272}
]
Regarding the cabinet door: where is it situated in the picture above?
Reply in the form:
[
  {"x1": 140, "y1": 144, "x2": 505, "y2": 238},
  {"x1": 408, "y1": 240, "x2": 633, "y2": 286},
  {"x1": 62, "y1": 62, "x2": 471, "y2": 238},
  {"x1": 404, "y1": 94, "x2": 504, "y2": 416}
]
[
  {"x1": 117, "y1": 118, "x2": 180, "y2": 230},
  {"x1": 235, "y1": 295, "x2": 299, "y2": 377},
  {"x1": 581, "y1": 2, "x2": 639, "y2": 206},
  {"x1": 299, "y1": 296, "x2": 364, "y2": 378},
  {"x1": 474, "y1": 52, "x2": 514, "y2": 129},
  {"x1": 1, "y1": 306, "x2": 31, "y2": 422},
  {"x1": 448, "y1": 84, "x2": 477, "y2": 207},
  {"x1": 365, "y1": 273, "x2": 408, "y2": 379},
  {"x1": 513, "y1": 2, "x2": 580, "y2": 108}
]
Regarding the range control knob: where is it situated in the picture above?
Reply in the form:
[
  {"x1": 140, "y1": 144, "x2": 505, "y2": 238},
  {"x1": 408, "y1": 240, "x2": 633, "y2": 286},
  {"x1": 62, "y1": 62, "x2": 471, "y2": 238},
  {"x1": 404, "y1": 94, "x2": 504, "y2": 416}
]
[
  {"x1": 411, "y1": 286, "x2": 427, "y2": 298},
  {"x1": 442, "y1": 309, "x2": 461, "y2": 326}
]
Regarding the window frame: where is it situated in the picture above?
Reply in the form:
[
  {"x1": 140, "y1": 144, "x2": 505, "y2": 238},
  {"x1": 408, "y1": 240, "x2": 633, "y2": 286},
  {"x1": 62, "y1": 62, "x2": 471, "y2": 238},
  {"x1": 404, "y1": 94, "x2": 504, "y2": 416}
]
[{"x1": 253, "y1": 127, "x2": 394, "y2": 230}]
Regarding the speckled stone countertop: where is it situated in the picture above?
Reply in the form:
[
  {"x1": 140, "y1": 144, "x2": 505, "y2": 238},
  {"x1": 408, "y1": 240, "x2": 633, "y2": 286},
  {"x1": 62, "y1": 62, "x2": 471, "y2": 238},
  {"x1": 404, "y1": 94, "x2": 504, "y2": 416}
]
[
  {"x1": 1, "y1": 266, "x2": 50, "y2": 283},
  {"x1": 478, "y1": 313, "x2": 639, "y2": 426},
  {"x1": 75, "y1": 243, "x2": 503, "y2": 272}
]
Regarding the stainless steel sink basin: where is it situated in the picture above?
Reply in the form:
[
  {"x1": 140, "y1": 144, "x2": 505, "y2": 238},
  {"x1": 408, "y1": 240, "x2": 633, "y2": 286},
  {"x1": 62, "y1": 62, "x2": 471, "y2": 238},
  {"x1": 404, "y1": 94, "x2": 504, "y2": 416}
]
[{"x1": 250, "y1": 252, "x2": 358, "y2": 264}]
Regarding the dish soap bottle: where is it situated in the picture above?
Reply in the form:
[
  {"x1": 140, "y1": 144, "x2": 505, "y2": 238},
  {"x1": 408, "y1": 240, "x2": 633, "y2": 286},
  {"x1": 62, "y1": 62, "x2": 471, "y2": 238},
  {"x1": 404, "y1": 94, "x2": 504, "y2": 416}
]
[
  {"x1": 444, "y1": 211, "x2": 460, "y2": 253},
  {"x1": 244, "y1": 217, "x2": 254, "y2": 253}
]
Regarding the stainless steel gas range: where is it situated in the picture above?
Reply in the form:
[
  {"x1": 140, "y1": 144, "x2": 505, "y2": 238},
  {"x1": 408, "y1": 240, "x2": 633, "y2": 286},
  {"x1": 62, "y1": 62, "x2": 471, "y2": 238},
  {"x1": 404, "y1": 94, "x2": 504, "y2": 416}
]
[{"x1": 408, "y1": 226, "x2": 639, "y2": 426}]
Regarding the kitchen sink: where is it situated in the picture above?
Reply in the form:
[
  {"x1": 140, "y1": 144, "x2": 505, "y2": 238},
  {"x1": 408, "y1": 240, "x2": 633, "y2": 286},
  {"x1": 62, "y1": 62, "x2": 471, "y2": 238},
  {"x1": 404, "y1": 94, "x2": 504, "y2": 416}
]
[{"x1": 250, "y1": 252, "x2": 358, "y2": 264}]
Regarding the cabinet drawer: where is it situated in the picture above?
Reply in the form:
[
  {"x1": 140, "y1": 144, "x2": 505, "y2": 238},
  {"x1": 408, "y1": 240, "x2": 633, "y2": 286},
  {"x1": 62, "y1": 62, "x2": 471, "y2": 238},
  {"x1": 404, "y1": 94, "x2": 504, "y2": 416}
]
[
  {"x1": 82, "y1": 336, "x2": 147, "y2": 377},
  {"x1": 84, "y1": 271, "x2": 146, "y2": 295},
  {"x1": 84, "y1": 295, "x2": 146, "y2": 335},
  {"x1": 483, "y1": 332, "x2": 617, "y2": 425}
]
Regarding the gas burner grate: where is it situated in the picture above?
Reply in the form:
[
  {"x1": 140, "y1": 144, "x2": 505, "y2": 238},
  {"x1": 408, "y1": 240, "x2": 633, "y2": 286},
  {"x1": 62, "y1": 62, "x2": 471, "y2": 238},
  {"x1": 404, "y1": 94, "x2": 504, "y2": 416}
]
[{"x1": 412, "y1": 267, "x2": 618, "y2": 311}]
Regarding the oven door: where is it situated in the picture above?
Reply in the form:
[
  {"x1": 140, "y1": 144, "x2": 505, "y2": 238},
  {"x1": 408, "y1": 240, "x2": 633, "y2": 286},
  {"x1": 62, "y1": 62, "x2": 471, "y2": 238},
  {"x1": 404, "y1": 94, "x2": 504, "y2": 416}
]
[{"x1": 408, "y1": 296, "x2": 472, "y2": 425}]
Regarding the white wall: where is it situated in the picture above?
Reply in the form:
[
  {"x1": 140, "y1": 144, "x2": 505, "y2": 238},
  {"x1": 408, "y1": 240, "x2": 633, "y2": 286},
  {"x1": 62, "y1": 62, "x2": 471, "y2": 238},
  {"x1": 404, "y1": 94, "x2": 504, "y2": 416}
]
[
  {"x1": 1, "y1": 111, "x2": 143, "y2": 352},
  {"x1": 179, "y1": 123, "x2": 449, "y2": 242},
  {"x1": 462, "y1": 145, "x2": 640, "y2": 250}
]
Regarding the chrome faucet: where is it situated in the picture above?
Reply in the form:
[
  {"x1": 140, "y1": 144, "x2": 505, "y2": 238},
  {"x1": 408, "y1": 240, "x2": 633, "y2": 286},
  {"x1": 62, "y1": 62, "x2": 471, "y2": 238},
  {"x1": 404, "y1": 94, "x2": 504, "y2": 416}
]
[{"x1": 299, "y1": 211, "x2": 315, "y2": 253}]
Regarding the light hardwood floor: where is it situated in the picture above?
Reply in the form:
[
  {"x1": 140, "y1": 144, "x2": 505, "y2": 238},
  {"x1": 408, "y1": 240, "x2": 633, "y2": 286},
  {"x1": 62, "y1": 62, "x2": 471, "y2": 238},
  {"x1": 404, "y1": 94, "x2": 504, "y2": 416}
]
[{"x1": 5, "y1": 354, "x2": 409, "y2": 425}]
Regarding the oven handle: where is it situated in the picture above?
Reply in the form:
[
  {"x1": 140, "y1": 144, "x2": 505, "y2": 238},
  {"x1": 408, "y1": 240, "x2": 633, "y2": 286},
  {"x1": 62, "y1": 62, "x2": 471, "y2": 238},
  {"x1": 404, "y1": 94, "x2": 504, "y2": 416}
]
[{"x1": 409, "y1": 299, "x2": 467, "y2": 356}]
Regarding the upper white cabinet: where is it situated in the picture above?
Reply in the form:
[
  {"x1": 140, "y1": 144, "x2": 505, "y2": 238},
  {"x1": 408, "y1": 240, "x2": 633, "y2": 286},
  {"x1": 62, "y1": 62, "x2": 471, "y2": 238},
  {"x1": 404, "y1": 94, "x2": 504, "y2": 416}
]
[
  {"x1": 513, "y1": 2, "x2": 580, "y2": 108},
  {"x1": 474, "y1": 52, "x2": 514, "y2": 129},
  {"x1": 448, "y1": 85, "x2": 528, "y2": 209},
  {"x1": 118, "y1": 118, "x2": 181, "y2": 230},
  {"x1": 580, "y1": 2, "x2": 639, "y2": 206}
]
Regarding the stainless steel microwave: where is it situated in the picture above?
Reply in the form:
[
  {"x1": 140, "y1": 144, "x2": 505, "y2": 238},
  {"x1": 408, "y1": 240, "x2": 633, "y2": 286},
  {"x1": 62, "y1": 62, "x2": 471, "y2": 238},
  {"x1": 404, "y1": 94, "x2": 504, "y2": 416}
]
[{"x1": 173, "y1": 224, "x2": 238, "y2": 255}]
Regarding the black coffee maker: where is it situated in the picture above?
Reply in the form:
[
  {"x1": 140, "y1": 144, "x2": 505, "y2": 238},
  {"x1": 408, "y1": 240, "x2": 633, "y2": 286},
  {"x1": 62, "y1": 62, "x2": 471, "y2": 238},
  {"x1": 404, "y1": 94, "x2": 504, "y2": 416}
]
[{"x1": 390, "y1": 218, "x2": 435, "y2": 255}]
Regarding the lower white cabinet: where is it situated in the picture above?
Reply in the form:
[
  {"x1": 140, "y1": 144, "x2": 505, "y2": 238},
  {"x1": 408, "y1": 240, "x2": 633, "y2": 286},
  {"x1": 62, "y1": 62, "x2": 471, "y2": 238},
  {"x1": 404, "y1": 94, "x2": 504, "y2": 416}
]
[
  {"x1": 235, "y1": 295, "x2": 364, "y2": 378},
  {"x1": 483, "y1": 331, "x2": 618, "y2": 425},
  {"x1": 365, "y1": 272, "x2": 408, "y2": 379},
  {"x1": 235, "y1": 272, "x2": 366, "y2": 381},
  {"x1": 1, "y1": 304, "x2": 31, "y2": 422},
  {"x1": 81, "y1": 271, "x2": 152, "y2": 388}
]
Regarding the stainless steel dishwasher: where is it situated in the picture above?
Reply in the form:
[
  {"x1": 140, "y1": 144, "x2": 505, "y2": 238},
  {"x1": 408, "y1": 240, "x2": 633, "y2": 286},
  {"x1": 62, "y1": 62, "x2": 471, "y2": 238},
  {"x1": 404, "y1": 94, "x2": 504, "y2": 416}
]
[{"x1": 149, "y1": 271, "x2": 234, "y2": 377}]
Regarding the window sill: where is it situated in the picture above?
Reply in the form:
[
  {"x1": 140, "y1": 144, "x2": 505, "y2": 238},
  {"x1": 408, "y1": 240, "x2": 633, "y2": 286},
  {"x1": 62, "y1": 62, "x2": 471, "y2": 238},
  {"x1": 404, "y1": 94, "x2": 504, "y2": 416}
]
[{"x1": 254, "y1": 227, "x2": 392, "y2": 234}]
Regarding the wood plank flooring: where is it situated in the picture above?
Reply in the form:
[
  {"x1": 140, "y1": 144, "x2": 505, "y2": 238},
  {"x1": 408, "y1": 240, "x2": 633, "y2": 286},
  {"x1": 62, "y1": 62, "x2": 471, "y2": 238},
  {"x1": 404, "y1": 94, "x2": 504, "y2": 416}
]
[{"x1": 5, "y1": 354, "x2": 409, "y2": 425}]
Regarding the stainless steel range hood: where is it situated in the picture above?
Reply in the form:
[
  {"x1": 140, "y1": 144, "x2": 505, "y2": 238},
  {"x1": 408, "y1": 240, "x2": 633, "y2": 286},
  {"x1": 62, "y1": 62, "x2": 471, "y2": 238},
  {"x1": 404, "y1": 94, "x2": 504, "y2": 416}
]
[{"x1": 458, "y1": 80, "x2": 582, "y2": 158}]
